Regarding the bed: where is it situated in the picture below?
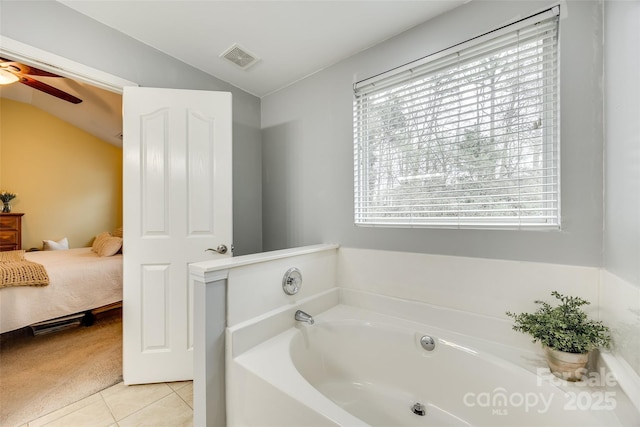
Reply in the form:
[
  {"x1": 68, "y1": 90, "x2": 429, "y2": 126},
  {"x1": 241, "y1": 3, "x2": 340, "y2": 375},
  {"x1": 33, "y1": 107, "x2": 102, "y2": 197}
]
[{"x1": 0, "y1": 247, "x2": 123, "y2": 334}]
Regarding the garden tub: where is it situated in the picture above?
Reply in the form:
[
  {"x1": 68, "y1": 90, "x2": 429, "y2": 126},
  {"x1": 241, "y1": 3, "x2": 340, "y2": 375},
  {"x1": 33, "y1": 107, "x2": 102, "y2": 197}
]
[{"x1": 227, "y1": 295, "x2": 639, "y2": 426}]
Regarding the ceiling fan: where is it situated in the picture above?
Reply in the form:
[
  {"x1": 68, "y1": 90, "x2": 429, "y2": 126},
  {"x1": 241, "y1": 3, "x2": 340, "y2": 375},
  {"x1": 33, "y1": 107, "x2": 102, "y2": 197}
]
[{"x1": 0, "y1": 58, "x2": 82, "y2": 104}]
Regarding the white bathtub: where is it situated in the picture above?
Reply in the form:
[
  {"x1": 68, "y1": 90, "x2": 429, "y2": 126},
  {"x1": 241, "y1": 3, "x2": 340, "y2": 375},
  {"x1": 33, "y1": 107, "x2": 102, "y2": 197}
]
[{"x1": 227, "y1": 292, "x2": 639, "y2": 426}]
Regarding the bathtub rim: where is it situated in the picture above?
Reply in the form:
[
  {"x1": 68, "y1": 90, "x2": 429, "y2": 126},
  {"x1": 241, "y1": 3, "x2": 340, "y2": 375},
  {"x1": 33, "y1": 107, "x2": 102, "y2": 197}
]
[
  {"x1": 229, "y1": 299, "x2": 639, "y2": 426},
  {"x1": 338, "y1": 288, "x2": 640, "y2": 415},
  {"x1": 226, "y1": 287, "x2": 640, "y2": 421}
]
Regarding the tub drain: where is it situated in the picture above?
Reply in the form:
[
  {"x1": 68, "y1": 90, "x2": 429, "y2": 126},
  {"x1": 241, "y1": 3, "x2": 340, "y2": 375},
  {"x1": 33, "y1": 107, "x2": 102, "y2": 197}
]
[{"x1": 411, "y1": 402, "x2": 426, "y2": 416}]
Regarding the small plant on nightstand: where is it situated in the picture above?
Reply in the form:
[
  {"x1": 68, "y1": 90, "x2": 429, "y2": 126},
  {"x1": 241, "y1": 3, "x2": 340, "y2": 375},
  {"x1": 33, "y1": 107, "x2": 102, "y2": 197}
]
[{"x1": 1, "y1": 191, "x2": 17, "y2": 213}]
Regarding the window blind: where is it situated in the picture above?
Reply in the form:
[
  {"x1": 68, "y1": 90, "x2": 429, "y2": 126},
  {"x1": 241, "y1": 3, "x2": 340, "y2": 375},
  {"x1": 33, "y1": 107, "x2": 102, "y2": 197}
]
[{"x1": 354, "y1": 7, "x2": 560, "y2": 229}]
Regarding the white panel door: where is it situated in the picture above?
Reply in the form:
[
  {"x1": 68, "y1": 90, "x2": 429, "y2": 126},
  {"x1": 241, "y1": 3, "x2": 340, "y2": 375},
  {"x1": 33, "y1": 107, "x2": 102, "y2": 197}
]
[{"x1": 122, "y1": 87, "x2": 232, "y2": 384}]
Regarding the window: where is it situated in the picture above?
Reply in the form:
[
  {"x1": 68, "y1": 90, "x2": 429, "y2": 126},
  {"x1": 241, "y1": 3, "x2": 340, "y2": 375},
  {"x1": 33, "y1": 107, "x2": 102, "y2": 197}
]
[{"x1": 354, "y1": 8, "x2": 560, "y2": 229}]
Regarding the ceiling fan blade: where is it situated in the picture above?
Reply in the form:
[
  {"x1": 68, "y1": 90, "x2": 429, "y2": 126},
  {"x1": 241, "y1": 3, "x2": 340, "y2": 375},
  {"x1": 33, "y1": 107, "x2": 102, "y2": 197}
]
[
  {"x1": 19, "y1": 76, "x2": 83, "y2": 104},
  {"x1": 0, "y1": 58, "x2": 62, "y2": 77}
]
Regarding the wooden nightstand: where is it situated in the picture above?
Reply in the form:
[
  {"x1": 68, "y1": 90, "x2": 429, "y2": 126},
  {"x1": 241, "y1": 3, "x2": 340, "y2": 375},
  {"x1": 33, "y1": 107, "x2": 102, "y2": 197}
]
[{"x1": 0, "y1": 213, "x2": 24, "y2": 252}]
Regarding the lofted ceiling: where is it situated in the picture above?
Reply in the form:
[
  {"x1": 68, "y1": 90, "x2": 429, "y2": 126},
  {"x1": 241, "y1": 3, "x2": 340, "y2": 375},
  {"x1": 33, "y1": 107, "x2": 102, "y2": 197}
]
[
  {"x1": 1, "y1": 1, "x2": 467, "y2": 147},
  {"x1": 59, "y1": 0, "x2": 467, "y2": 97},
  {"x1": 0, "y1": 71, "x2": 124, "y2": 147}
]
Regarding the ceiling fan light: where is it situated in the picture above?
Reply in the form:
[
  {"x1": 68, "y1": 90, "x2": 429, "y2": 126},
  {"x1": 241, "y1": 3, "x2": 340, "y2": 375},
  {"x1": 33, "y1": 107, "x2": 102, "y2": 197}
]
[{"x1": 0, "y1": 69, "x2": 19, "y2": 85}]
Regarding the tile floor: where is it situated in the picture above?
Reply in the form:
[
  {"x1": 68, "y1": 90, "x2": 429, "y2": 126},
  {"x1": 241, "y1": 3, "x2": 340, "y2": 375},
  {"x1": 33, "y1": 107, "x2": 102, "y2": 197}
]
[{"x1": 22, "y1": 380, "x2": 193, "y2": 427}]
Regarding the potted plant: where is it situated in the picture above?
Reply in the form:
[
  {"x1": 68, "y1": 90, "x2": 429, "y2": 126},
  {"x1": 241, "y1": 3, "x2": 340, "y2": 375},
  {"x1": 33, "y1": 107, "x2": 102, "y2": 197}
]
[
  {"x1": 506, "y1": 291, "x2": 611, "y2": 381},
  {"x1": 1, "y1": 191, "x2": 17, "y2": 213}
]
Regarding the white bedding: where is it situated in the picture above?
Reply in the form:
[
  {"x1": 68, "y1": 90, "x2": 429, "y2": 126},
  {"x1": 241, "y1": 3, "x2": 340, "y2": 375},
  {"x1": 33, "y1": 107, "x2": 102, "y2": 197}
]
[{"x1": 0, "y1": 247, "x2": 122, "y2": 333}]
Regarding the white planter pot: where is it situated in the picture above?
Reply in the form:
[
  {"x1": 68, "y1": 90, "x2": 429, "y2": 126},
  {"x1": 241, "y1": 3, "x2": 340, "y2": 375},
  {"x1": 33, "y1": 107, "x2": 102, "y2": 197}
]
[{"x1": 543, "y1": 346, "x2": 589, "y2": 381}]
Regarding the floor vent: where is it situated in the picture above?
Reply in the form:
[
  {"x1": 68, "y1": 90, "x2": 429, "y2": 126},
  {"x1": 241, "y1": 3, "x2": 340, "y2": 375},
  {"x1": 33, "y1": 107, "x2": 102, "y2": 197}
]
[
  {"x1": 220, "y1": 43, "x2": 260, "y2": 70},
  {"x1": 29, "y1": 313, "x2": 85, "y2": 335}
]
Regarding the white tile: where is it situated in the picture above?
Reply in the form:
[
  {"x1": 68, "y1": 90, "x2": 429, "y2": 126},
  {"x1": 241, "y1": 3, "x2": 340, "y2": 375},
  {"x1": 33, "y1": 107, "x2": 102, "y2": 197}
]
[
  {"x1": 28, "y1": 393, "x2": 103, "y2": 427},
  {"x1": 99, "y1": 381, "x2": 126, "y2": 397},
  {"x1": 118, "y1": 393, "x2": 193, "y2": 427},
  {"x1": 167, "y1": 381, "x2": 191, "y2": 392},
  {"x1": 100, "y1": 382, "x2": 173, "y2": 421},
  {"x1": 36, "y1": 399, "x2": 115, "y2": 427},
  {"x1": 176, "y1": 382, "x2": 193, "y2": 408}
]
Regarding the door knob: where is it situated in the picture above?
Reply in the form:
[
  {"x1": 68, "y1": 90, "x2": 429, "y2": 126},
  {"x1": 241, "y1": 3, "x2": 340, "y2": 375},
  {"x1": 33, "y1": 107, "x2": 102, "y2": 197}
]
[{"x1": 206, "y1": 245, "x2": 228, "y2": 255}]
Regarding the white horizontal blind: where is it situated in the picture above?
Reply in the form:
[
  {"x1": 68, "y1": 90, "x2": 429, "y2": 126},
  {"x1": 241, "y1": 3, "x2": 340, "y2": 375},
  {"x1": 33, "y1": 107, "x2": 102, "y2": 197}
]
[{"x1": 354, "y1": 8, "x2": 560, "y2": 229}]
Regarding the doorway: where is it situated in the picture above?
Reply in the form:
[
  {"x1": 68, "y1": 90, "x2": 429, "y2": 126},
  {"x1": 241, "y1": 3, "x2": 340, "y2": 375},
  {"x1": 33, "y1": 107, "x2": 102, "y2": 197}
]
[
  {"x1": 0, "y1": 31, "x2": 131, "y2": 407},
  {"x1": 1, "y1": 36, "x2": 234, "y2": 385}
]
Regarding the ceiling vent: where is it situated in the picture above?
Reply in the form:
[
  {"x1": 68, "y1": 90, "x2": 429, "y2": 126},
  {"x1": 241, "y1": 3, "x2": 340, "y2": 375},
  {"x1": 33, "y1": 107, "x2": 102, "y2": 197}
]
[{"x1": 220, "y1": 43, "x2": 260, "y2": 70}]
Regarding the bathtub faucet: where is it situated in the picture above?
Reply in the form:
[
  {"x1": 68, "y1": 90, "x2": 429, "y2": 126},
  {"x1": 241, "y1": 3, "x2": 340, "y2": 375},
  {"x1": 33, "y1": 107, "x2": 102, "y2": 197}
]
[{"x1": 295, "y1": 310, "x2": 314, "y2": 325}]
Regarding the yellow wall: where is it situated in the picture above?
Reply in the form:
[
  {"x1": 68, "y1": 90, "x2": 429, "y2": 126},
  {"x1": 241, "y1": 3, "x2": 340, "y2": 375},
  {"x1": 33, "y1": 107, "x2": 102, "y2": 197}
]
[{"x1": 0, "y1": 98, "x2": 122, "y2": 249}]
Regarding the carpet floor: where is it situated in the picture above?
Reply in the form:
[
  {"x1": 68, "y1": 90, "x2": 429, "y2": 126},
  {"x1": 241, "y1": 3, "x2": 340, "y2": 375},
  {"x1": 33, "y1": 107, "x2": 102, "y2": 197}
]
[{"x1": 0, "y1": 311, "x2": 123, "y2": 427}]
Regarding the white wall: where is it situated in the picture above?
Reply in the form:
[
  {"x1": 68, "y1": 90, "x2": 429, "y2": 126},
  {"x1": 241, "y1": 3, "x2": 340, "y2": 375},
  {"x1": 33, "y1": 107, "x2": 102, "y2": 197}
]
[
  {"x1": 191, "y1": 244, "x2": 339, "y2": 426},
  {"x1": 214, "y1": 244, "x2": 603, "y2": 347},
  {"x1": 336, "y1": 247, "x2": 600, "y2": 321},
  {"x1": 261, "y1": 0, "x2": 604, "y2": 267},
  {"x1": 336, "y1": 246, "x2": 639, "y2": 376},
  {"x1": 213, "y1": 244, "x2": 636, "y2": 374},
  {"x1": 603, "y1": 0, "x2": 640, "y2": 288},
  {"x1": 599, "y1": 271, "x2": 640, "y2": 377},
  {"x1": 226, "y1": 246, "x2": 338, "y2": 326},
  {"x1": 601, "y1": 0, "x2": 640, "y2": 377},
  {"x1": 0, "y1": 0, "x2": 263, "y2": 256}
]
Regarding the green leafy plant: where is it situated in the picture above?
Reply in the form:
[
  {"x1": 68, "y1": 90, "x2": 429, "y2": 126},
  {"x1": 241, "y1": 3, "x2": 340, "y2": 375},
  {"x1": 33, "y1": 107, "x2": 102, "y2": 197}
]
[
  {"x1": 0, "y1": 191, "x2": 17, "y2": 203},
  {"x1": 506, "y1": 291, "x2": 611, "y2": 354}
]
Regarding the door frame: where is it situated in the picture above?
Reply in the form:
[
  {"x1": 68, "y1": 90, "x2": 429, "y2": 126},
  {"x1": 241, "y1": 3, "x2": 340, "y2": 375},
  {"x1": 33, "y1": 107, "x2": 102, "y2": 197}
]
[
  {"x1": 1, "y1": 35, "x2": 135, "y2": 359},
  {"x1": 0, "y1": 36, "x2": 137, "y2": 94}
]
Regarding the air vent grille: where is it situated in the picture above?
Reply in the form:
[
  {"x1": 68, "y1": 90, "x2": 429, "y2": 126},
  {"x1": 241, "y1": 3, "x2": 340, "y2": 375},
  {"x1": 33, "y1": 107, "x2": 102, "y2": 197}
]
[{"x1": 220, "y1": 44, "x2": 259, "y2": 70}]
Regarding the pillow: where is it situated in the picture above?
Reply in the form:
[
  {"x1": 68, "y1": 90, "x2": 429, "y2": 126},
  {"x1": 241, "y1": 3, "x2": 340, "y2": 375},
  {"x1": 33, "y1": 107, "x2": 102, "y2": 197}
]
[
  {"x1": 43, "y1": 237, "x2": 69, "y2": 251},
  {"x1": 97, "y1": 236, "x2": 123, "y2": 257},
  {"x1": 112, "y1": 227, "x2": 123, "y2": 238},
  {"x1": 91, "y1": 232, "x2": 111, "y2": 253}
]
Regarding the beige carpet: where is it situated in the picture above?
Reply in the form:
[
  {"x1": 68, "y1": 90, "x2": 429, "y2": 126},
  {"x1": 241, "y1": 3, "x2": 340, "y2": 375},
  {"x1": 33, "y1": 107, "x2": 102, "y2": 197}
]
[{"x1": 0, "y1": 311, "x2": 123, "y2": 427}]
